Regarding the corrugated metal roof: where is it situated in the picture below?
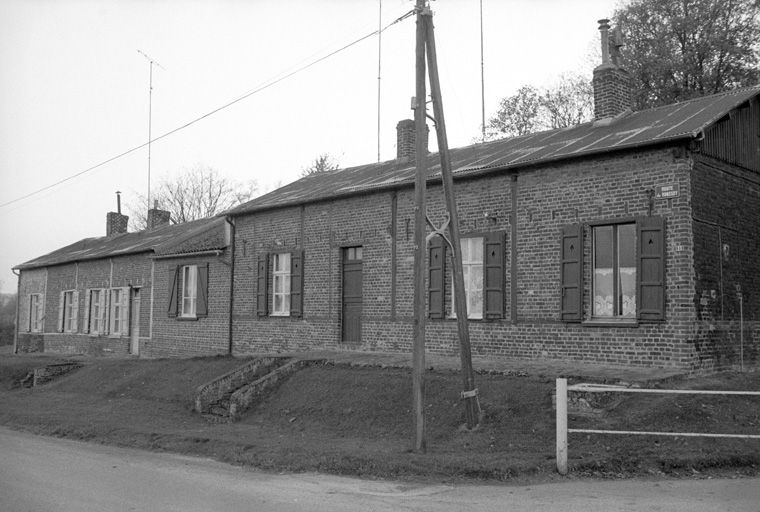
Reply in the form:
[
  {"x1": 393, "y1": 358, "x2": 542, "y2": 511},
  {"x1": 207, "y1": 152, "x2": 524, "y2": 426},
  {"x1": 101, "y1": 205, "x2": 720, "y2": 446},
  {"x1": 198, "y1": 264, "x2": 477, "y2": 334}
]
[
  {"x1": 229, "y1": 85, "x2": 760, "y2": 215},
  {"x1": 15, "y1": 216, "x2": 228, "y2": 270}
]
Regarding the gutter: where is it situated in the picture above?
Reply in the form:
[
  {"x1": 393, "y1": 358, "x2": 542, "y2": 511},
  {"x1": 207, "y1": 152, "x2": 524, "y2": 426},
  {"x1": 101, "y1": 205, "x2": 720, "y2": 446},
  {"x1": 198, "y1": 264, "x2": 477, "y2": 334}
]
[
  {"x1": 12, "y1": 269, "x2": 20, "y2": 355},
  {"x1": 152, "y1": 249, "x2": 224, "y2": 260},
  {"x1": 225, "y1": 216, "x2": 236, "y2": 356}
]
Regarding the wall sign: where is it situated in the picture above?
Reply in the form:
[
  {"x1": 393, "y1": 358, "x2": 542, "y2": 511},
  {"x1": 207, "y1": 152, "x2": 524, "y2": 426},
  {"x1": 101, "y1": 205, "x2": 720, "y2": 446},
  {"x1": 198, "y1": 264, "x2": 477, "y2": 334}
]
[{"x1": 655, "y1": 184, "x2": 679, "y2": 199}]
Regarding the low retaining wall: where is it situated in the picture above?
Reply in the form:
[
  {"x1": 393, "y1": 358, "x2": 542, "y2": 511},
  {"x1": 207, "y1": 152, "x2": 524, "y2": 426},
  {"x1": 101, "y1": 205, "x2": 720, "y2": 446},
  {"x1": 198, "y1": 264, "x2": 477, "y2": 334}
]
[
  {"x1": 25, "y1": 362, "x2": 82, "y2": 387},
  {"x1": 194, "y1": 357, "x2": 289, "y2": 413},
  {"x1": 229, "y1": 359, "x2": 322, "y2": 420}
]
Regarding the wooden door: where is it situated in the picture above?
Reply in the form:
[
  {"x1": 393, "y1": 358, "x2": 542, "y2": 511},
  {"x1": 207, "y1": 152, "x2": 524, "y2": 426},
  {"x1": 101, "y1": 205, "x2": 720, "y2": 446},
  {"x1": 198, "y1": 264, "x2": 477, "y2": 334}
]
[{"x1": 342, "y1": 247, "x2": 363, "y2": 344}]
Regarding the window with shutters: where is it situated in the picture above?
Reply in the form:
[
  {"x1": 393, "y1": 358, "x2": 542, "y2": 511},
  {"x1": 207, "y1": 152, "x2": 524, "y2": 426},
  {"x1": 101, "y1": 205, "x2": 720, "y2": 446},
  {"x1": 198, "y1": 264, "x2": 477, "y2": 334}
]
[
  {"x1": 592, "y1": 223, "x2": 636, "y2": 318},
  {"x1": 62, "y1": 290, "x2": 77, "y2": 332},
  {"x1": 452, "y1": 237, "x2": 484, "y2": 320},
  {"x1": 181, "y1": 265, "x2": 198, "y2": 317},
  {"x1": 272, "y1": 253, "x2": 291, "y2": 316},
  {"x1": 29, "y1": 294, "x2": 43, "y2": 332},
  {"x1": 110, "y1": 288, "x2": 124, "y2": 335},
  {"x1": 560, "y1": 217, "x2": 665, "y2": 324},
  {"x1": 87, "y1": 289, "x2": 105, "y2": 334}
]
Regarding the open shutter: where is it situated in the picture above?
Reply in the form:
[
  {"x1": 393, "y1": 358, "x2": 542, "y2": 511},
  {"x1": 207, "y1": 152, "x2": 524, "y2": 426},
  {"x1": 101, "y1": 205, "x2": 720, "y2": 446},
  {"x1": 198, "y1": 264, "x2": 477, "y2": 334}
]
[
  {"x1": 560, "y1": 224, "x2": 583, "y2": 322},
  {"x1": 290, "y1": 251, "x2": 304, "y2": 317},
  {"x1": 484, "y1": 231, "x2": 506, "y2": 320},
  {"x1": 257, "y1": 254, "x2": 269, "y2": 317},
  {"x1": 168, "y1": 266, "x2": 180, "y2": 317},
  {"x1": 121, "y1": 287, "x2": 130, "y2": 335},
  {"x1": 428, "y1": 235, "x2": 446, "y2": 319},
  {"x1": 103, "y1": 290, "x2": 111, "y2": 335},
  {"x1": 27, "y1": 296, "x2": 32, "y2": 332},
  {"x1": 82, "y1": 290, "x2": 91, "y2": 334},
  {"x1": 71, "y1": 291, "x2": 79, "y2": 332},
  {"x1": 57, "y1": 291, "x2": 65, "y2": 332},
  {"x1": 98, "y1": 291, "x2": 107, "y2": 333},
  {"x1": 637, "y1": 217, "x2": 665, "y2": 321},
  {"x1": 196, "y1": 264, "x2": 209, "y2": 318}
]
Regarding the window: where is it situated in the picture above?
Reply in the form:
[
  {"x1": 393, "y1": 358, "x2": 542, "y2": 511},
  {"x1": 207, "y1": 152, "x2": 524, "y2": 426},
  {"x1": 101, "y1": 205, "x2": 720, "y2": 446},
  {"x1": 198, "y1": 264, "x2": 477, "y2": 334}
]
[
  {"x1": 272, "y1": 253, "x2": 291, "y2": 316},
  {"x1": 57, "y1": 290, "x2": 78, "y2": 333},
  {"x1": 560, "y1": 217, "x2": 665, "y2": 323},
  {"x1": 257, "y1": 252, "x2": 304, "y2": 318},
  {"x1": 85, "y1": 289, "x2": 105, "y2": 334},
  {"x1": 452, "y1": 237, "x2": 484, "y2": 319},
  {"x1": 593, "y1": 224, "x2": 636, "y2": 318},
  {"x1": 429, "y1": 232, "x2": 505, "y2": 320},
  {"x1": 29, "y1": 294, "x2": 42, "y2": 332},
  {"x1": 168, "y1": 264, "x2": 209, "y2": 319},
  {"x1": 182, "y1": 265, "x2": 198, "y2": 317},
  {"x1": 106, "y1": 287, "x2": 131, "y2": 335}
]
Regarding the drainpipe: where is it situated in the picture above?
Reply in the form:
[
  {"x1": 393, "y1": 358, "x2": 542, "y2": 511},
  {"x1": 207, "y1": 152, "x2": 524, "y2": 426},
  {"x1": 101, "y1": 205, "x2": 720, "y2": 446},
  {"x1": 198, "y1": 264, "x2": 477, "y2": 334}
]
[
  {"x1": 12, "y1": 269, "x2": 20, "y2": 355},
  {"x1": 226, "y1": 216, "x2": 236, "y2": 356}
]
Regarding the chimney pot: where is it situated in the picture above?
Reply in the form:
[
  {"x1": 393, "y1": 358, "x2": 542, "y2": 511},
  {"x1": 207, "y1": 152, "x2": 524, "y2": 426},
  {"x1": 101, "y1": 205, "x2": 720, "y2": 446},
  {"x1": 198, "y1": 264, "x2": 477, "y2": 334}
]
[{"x1": 593, "y1": 18, "x2": 632, "y2": 120}]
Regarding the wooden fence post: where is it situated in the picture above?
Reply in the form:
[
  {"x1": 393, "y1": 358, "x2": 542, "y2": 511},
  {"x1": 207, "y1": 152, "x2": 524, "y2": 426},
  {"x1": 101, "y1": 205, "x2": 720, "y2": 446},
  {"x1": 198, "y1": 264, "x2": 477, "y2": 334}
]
[{"x1": 556, "y1": 378, "x2": 568, "y2": 475}]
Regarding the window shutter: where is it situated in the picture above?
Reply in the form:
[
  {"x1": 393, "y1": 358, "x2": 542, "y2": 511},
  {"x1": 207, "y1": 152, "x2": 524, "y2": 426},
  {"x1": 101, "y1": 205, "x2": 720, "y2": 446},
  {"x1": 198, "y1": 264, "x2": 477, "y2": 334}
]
[
  {"x1": 121, "y1": 287, "x2": 131, "y2": 336},
  {"x1": 560, "y1": 224, "x2": 583, "y2": 322},
  {"x1": 83, "y1": 290, "x2": 91, "y2": 334},
  {"x1": 168, "y1": 266, "x2": 180, "y2": 317},
  {"x1": 428, "y1": 235, "x2": 446, "y2": 319},
  {"x1": 103, "y1": 290, "x2": 111, "y2": 335},
  {"x1": 197, "y1": 264, "x2": 209, "y2": 318},
  {"x1": 57, "y1": 291, "x2": 65, "y2": 333},
  {"x1": 637, "y1": 217, "x2": 666, "y2": 321},
  {"x1": 71, "y1": 290, "x2": 79, "y2": 332},
  {"x1": 257, "y1": 254, "x2": 269, "y2": 317},
  {"x1": 290, "y1": 251, "x2": 304, "y2": 318},
  {"x1": 27, "y1": 296, "x2": 33, "y2": 332},
  {"x1": 98, "y1": 291, "x2": 107, "y2": 333},
  {"x1": 484, "y1": 231, "x2": 506, "y2": 320}
]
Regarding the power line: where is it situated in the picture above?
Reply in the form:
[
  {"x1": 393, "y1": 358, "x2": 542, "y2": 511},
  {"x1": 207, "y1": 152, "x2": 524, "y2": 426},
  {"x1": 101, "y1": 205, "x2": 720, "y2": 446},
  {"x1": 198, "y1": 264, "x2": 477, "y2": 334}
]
[{"x1": 0, "y1": 9, "x2": 415, "y2": 210}]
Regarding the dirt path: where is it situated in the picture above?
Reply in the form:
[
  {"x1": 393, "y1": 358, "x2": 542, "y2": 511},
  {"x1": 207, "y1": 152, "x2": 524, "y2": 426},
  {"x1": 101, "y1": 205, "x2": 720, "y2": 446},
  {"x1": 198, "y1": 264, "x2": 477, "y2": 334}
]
[{"x1": 2, "y1": 427, "x2": 758, "y2": 512}]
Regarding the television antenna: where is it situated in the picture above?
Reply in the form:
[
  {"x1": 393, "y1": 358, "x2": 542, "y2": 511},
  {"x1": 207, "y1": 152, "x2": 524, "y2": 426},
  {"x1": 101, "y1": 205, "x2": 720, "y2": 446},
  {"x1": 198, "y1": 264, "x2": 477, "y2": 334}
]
[{"x1": 137, "y1": 49, "x2": 165, "y2": 208}]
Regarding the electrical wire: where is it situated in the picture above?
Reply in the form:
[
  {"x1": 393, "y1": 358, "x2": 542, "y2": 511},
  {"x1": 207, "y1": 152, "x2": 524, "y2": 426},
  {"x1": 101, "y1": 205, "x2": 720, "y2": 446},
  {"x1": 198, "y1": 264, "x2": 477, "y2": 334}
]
[{"x1": 0, "y1": 9, "x2": 415, "y2": 210}]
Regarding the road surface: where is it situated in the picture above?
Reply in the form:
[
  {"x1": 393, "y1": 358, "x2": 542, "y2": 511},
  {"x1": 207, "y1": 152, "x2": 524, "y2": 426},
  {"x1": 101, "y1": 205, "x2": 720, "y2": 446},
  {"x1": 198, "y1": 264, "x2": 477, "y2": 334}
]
[{"x1": 1, "y1": 427, "x2": 758, "y2": 511}]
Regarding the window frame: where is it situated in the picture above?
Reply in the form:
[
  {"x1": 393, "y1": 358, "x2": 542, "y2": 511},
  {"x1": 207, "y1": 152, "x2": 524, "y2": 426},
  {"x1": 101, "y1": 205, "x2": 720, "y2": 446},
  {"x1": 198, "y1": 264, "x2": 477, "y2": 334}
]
[
  {"x1": 271, "y1": 252, "x2": 292, "y2": 317},
  {"x1": 86, "y1": 288, "x2": 105, "y2": 335},
  {"x1": 181, "y1": 265, "x2": 198, "y2": 318},
  {"x1": 109, "y1": 288, "x2": 124, "y2": 335},
  {"x1": 62, "y1": 290, "x2": 76, "y2": 333},
  {"x1": 591, "y1": 222, "x2": 637, "y2": 320},
  {"x1": 450, "y1": 236, "x2": 485, "y2": 320}
]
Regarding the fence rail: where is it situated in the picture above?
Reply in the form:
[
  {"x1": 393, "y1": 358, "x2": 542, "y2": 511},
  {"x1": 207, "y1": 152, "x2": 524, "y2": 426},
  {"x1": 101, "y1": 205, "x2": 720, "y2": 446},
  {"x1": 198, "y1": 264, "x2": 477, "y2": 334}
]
[{"x1": 555, "y1": 378, "x2": 760, "y2": 475}]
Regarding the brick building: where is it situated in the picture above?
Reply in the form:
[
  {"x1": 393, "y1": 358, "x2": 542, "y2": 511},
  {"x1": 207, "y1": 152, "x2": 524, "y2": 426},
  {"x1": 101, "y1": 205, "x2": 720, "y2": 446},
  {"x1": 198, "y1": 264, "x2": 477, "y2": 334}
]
[
  {"x1": 14, "y1": 204, "x2": 232, "y2": 358},
  {"x1": 225, "y1": 33, "x2": 759, "y2": 370}
]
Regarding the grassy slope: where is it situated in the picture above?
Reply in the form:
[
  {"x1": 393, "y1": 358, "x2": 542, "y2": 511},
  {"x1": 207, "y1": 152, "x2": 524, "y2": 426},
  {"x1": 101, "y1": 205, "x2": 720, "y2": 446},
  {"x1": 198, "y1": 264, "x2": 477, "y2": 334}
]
[{"x1": 0, "y1": 356, "x2": 757, "y2": 482}]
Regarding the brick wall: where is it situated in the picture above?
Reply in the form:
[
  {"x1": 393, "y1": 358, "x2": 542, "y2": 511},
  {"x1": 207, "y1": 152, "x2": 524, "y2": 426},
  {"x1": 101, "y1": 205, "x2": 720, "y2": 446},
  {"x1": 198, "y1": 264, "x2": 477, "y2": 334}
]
[
  {"x1": 690, "y1": 154, "x2": 760, "y2": 369},
  {"x1": 231, "y1": 146, "x2": 715, "y2": 369},
  {"x1": 145, "y1": 253, "x2": 231, "y2": 358}
]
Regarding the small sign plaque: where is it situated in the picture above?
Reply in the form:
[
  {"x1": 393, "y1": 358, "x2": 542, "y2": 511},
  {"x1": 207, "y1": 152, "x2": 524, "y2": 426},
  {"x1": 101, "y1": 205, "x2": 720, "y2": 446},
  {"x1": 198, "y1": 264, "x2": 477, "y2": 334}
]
[{"x1": 655, "y1": 184, "x2": 679, "y2": 199}]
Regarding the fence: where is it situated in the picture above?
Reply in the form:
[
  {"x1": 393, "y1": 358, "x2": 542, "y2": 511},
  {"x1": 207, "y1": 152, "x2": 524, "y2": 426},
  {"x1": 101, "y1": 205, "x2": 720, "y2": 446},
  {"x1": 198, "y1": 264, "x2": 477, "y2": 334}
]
[{"x1": 555, "y1": 378, "x2": 760, "y2": 475}]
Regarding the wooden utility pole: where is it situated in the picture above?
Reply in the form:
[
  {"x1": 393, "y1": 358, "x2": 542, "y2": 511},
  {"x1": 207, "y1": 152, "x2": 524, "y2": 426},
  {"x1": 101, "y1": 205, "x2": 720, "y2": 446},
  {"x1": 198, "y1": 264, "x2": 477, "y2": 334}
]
[
  {"x1": 423, "y1": 10, "x2": 479, "y2": 429},
  {"x1": 411, "y1": 0, "x2": 429, "y2": 454}
]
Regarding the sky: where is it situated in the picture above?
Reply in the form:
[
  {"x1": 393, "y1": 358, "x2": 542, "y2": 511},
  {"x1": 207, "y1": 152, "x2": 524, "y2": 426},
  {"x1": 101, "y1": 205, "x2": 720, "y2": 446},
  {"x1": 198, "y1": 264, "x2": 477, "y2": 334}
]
[{"x1": 0, "y1": 0, "x2": 617, "y2": 294}]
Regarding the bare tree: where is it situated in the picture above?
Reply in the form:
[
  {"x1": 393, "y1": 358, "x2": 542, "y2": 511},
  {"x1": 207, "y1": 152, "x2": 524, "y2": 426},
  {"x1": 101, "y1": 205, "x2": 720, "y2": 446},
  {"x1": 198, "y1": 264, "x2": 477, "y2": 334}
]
[
  {"x1": 301, "y1": 153, "x2": 340, "y2": 177},
  {"x1": 127, "y1": 165, "x2": 257, "y2": 230}
]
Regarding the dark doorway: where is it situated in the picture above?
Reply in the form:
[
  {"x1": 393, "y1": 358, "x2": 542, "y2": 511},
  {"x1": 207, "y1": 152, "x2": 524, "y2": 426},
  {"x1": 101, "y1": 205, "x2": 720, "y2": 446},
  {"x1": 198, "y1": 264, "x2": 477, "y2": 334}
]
[{"x1": 342, "y1": 246, "x2": 363, "y2": 344}]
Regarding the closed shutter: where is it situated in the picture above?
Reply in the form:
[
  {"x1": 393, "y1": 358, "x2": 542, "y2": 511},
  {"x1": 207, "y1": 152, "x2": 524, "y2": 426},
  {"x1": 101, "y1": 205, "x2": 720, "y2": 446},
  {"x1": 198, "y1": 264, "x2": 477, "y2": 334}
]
[
  {"x1": 484, "y1": 231, "x2": 506, "y2": 320},
  {"x1": 197, "y1": 264, "x2": 209, "y2": 318},
  {"x1": 428, "y1": 235, "x2": 445, "y2": 319},
  {"x1": 168, "y1": 266, "x2": 180, "y2": 317},
  {"x1": 27, "y1": 296, "x2": 33, "y2": 332},
  {"x1": 637, "y1": 217, "x2": 665, "y2": 321},
  {"x1": 560, "y1": 224, "x2": 583, "y2": 322},
  {"x1": 256, "y1": 254, "x2": 269, "y2": 317},
  {"x1": 83, "y1": 290, "x2": 91, "y2": 334},
  {"x1": 57, "y1": 291, "x2": 65, "y2": 332},
  {"x1": 290, "y1": 251, "x2": 304, "y2": 318},
  {"x1": 71, "y1": 290, "x2": 79, "y2": 332}
]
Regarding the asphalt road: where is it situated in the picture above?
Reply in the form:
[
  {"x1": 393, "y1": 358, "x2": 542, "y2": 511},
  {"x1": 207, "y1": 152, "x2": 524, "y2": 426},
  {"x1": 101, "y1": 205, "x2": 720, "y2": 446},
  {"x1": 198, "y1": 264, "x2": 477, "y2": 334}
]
[{"x1": 1, "y1": 427, "x2": 758, "y2": 512}]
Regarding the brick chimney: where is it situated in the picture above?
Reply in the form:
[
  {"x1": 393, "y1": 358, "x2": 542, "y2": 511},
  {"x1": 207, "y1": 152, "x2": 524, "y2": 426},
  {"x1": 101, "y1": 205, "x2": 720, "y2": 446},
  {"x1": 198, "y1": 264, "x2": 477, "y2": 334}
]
[
  {"x1": 593, "y1": 19, "x2": 632, "y2": 120},
  {"x1": 396, "y1": 119, "x2": 428, "y2": 162},
  {"x1": 106, "y1": 191, "x2": 129, "y2": 236},
  {"x1": 146, "y1": 200, "x2": 171, "y2": 230}
]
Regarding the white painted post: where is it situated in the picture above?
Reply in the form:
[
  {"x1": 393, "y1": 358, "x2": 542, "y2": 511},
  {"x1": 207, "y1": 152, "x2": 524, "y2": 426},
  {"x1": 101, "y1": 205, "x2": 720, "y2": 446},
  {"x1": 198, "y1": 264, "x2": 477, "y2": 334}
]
[{"x1": 556, "y1": 378, "x2": 568, "y2": 475}]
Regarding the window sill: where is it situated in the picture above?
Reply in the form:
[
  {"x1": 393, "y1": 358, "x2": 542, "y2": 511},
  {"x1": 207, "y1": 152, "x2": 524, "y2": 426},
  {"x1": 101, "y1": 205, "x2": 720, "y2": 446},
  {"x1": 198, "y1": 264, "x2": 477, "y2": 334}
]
[
  {"x1": 178, "y1": 316, "x2": 198, "y2": 321},
  {"x1": 583, "y1": 319, "x2": 639, "y2": 328},
  {"x1": 269, "y1": 313, "x2": 291, "y2": 318}
]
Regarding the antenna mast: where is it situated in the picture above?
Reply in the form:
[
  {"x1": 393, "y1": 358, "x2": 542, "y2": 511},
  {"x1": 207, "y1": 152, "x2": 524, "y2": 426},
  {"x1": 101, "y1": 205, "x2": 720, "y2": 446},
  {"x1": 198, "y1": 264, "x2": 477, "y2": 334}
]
[
  {"x1": 137, "y1": 49, "x2": 164, "y2": 209},
  {"x1": 377, "y1": 0, "x2": 383, "y2": 162}
]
